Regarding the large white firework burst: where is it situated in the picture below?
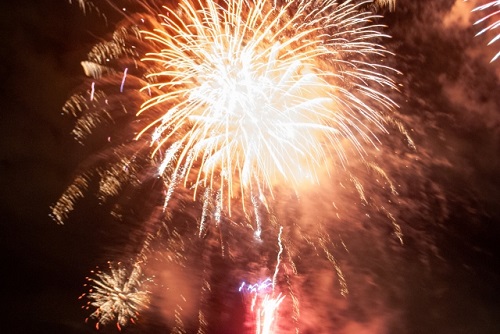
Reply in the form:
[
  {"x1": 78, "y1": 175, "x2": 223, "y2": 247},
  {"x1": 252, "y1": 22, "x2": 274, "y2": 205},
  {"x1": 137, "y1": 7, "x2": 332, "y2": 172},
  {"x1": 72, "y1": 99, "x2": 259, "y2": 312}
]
[
  {"x1": 138, "y1": 0, "x2": 400, "y2": 213},
  {"x1": 52, "y1": 0, "x2": 402, "y2": 227}
]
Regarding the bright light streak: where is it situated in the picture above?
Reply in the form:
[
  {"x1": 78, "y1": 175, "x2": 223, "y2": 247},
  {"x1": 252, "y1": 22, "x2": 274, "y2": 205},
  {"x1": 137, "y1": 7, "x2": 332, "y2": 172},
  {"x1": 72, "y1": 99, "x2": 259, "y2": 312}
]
[
  {"x1": 120, "y1": 67, "x2": 128, "y2": 92},
  {"x1": 90, "y1": 81, "x2": 95, "y2": 101},
  {"x1": 239, "y1": 278, "x2": 273, "y2": 293},
  {"x1": 272, "y1": 226, "x2": 283, "y2": 290}
]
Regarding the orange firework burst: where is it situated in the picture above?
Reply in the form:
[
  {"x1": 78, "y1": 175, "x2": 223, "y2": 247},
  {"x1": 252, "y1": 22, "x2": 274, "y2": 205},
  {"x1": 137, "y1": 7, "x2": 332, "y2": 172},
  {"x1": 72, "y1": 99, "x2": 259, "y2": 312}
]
[{"x1": 136, "y1": 0, "x2": 401, "y2": 214}]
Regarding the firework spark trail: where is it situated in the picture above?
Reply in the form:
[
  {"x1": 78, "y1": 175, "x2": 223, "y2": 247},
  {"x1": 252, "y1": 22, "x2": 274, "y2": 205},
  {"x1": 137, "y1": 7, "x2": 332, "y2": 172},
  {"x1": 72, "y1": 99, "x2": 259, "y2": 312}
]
[
  {"x1": 120, "y1": 67, "x2": 129, "y2": 93},
  {"x1": 272, "y1": 226, "x2": 284, "y2": 290},
  {"x1": 55, "y1": 0, "x2": 412, "y2": 331},
  {"x1": 472, "y1": 1, "x2": 500, "y2": 62}
]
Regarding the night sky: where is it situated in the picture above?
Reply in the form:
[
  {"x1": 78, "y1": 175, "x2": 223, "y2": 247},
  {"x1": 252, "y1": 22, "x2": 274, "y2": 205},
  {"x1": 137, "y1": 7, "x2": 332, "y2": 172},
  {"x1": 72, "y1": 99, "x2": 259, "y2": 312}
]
[{"x1": 1, "y1": 1, "x2": 500, "y2": 333}]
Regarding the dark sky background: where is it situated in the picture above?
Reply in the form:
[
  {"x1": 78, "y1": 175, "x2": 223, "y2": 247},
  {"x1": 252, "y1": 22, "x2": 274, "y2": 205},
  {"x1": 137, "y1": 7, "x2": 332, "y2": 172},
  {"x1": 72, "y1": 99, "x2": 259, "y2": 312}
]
[{"x1": 1, "y1": 0, "x2": 500, "y2": 333}]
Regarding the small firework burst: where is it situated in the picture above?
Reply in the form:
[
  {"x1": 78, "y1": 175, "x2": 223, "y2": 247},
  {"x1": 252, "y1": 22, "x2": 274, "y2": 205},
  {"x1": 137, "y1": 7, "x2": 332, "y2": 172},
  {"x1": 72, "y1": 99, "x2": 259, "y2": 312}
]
[{"x1": 81, "y1": 262, "x2": 152, "y2": 330}]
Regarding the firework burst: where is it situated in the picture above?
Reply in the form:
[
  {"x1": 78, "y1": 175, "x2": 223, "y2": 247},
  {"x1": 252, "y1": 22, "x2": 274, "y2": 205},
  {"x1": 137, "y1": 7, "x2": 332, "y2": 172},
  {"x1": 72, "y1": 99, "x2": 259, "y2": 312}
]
[
  {"x1": 53, "y1": 0, "x2": 402, "y2": 230},
  {"x1": 55, "y1": 0, "x2": 412, "y2": 331},
  {"x1": 81, "y1": 262, "x2": 152, "y2": 330}
]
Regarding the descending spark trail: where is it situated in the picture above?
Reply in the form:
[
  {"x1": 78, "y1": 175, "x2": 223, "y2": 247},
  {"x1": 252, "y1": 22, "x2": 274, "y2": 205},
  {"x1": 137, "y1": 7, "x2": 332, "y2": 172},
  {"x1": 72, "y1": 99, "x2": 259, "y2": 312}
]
[
  {"x1": 472, "y1": 0, "x2": 500, "y2": 62},
  {"x1": 53, "y1": 0, "x2": 413, "y2": 332},
  {"x1": 239, "y1": 278, "x2": 273, "y2": 294}
]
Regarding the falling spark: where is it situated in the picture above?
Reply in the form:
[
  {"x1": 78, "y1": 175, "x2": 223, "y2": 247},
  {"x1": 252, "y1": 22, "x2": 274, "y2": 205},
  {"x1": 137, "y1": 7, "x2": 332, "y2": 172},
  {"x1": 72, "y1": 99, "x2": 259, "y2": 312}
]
[
  {"x1": 90, "y1": 81, "x2": 95, "y2": 101},
  {"x1": 120, "y1": 67, "x2": 128, "y2": 92},
  {"x1": 272, "y1": 226, "x2": 283, "y2": 290}
]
